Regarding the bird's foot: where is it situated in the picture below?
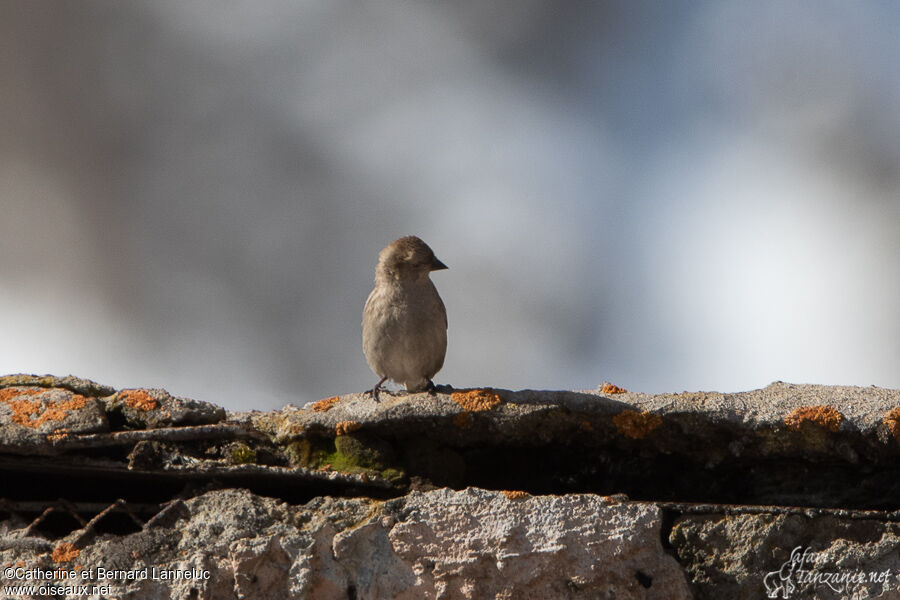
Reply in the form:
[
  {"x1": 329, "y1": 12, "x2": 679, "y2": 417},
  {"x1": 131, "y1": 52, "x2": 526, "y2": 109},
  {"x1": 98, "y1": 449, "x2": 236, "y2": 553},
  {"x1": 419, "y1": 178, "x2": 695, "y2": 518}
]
[
  {"x1": 426, "y1": 382, "x2": 454, "y2": 395},
  {"x1": 366, "y1": 376, "x2": 388, "y2": 402}
]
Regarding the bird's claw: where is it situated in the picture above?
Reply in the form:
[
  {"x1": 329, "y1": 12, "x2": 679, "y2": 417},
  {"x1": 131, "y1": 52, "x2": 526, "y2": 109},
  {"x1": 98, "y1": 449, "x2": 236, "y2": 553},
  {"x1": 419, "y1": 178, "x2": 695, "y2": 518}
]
[{"x1": 366, "y1": 376, "x2": 388, "y2": 402}]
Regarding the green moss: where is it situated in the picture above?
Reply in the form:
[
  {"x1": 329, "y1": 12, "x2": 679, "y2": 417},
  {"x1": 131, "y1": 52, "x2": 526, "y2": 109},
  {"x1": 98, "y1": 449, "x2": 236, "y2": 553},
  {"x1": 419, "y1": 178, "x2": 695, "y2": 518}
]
[
  {"x1": 284, "y1": 434, "x2": 405, "y2": 481},
  {"x1": 284, "y1": 439, "x2": 312, "y2": 467},
  {"x1": 334, "y1": 434, "x2": 394, "y2": 470},
  {"x1": 317, "y1": 449, "x2": 368, "y2": 474},
  {"x1": 380, "y1": 468, "x2": 406, "y2": 482},
  {"x1": 230, "y1": 443, "x2": 257, "y2": 465}
]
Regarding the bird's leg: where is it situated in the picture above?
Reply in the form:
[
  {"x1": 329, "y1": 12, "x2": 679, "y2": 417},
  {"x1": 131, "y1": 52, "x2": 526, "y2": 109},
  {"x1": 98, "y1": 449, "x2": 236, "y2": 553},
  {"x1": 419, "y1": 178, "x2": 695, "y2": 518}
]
[
  {"x1": 424, "y1": 380, "x2": 436, "y2": 395},
  {"x1": 367, "y1": 376, "x2": 388, "y2": 401}
]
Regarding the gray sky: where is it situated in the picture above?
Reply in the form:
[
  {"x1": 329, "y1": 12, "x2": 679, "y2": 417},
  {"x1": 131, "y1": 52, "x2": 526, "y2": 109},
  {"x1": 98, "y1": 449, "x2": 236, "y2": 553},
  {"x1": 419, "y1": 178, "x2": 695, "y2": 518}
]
[{"x1": 1, "y1": 1, "x2": 898, "y2": 409}]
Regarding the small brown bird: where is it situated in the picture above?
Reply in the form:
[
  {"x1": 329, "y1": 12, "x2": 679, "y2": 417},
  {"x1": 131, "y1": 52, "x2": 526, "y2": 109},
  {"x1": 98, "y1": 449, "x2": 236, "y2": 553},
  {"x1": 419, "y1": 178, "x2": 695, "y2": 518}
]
[{"x1": 363, "y1": 236, "x2": 448, "y2": 396}]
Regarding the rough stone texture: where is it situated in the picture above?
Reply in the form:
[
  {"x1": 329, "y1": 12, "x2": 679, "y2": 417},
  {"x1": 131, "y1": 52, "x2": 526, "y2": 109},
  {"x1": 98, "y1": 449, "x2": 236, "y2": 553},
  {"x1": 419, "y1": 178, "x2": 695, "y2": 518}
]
[
  {"x1": 0, "y1": 386, "x2": 108, "y2": 451},
  {"x1": 264, "y1": 382, "x2": 900, "y2": 453},
  {"x1": 104, "y1": 388, "x2": 226, "y2": 429},
  {"x1": 4, "y1": 377, "x2": 900, "y2": 507},
  {"x1": 0, "y1": 374, "x2": 117, "y2": 398},
  {"x1": 252, "y1": 382, "x2": 900, "y2": 509},
  {"x1": 0, "y1": 488, "x2": 689, "y2": 600},
  {"x1": 382, "y1": 488, "x2": 690, "y2": 599},
  {"x1": 3, "y1": 374, "x2": 900, "y2": 598},
  {"x1": 671, "y1": 511, "x2": 900, "y2": 599}
]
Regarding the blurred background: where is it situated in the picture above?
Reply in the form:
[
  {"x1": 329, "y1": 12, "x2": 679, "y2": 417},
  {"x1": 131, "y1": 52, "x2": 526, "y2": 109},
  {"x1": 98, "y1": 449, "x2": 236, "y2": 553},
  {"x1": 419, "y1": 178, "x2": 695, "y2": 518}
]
[{"x1": 1, "y1": 1, "x2": 898, "y2": 410}]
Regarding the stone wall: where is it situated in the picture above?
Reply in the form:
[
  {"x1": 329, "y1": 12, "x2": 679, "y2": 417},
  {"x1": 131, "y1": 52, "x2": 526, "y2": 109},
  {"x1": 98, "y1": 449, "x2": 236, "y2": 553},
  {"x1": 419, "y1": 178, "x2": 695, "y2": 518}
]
[{"x1": 1, "y1": 375, "x2": 899, "y2": 598}]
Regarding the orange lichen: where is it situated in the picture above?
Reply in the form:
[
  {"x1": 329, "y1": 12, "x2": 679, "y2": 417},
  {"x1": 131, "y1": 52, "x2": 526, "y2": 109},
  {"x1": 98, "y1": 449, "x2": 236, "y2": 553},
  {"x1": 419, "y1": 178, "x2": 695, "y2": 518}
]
[
  {"x1": 601, "y1": 382, "x2": 627, "y2": 394},
  {"x1": 453, "y1": 411, "x2": 472, "y2": 428},
  {"x1": 883, "y1": 407, "x2": 900, "y2": 443},
  {"x1": 312, "y1": 396, "x2": 339, "y2": 412},
  {"x1": 5, "y1": 396, "x2": 43, "y2": 424},
  {"x1": 784, "y1": 406, "x2": 843, "y2": 433},
  {"x1": 52, "y1": 543, "x2": 79, "y2": 563},
  {"x1": 503, "y1": 490, "x2": 529, "y2": 500},
  {"x1": 46, "y1": 428, "x2": 70, "y2": 442},
  {"x1": 335, "y1": 421, "x2": 362, "y2": 436},
  {"x1": 613, "y1": 409, "x2": 662, "y2": 439},
  {"x1": 451, "y1": 389, "x2": 502, "y2": 412},
  {"x1": 0, "y1": 386, "x2": 43, "y2": 403},
  {"x1": 2, "y1": 388, "x2": 89, "y2": 428},
  {"x1": 120, "y1": 389, "x2": 158, "y2": 411}
]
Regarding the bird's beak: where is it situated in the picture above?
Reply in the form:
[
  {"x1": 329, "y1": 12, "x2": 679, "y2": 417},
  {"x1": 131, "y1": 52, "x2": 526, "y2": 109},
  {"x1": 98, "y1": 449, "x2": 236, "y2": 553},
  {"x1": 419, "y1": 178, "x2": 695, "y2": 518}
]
[{"x1": 431, "y1": 257, "x2": 448, "y2": 271}]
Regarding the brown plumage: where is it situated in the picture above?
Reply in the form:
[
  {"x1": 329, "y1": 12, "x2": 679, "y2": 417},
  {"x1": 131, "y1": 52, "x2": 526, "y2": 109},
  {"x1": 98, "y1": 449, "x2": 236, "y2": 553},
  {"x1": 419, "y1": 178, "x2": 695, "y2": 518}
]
[{"x1": 362, "y1": 236, "x2": 448, "y2": 394}]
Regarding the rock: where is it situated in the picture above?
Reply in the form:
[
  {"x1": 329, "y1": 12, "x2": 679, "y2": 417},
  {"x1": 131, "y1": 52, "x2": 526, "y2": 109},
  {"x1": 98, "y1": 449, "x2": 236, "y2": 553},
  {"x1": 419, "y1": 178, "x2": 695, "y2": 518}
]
[
  {"x1": 4, "y1": 377, "x2": 900, "y2": 507},
  {"x1": 0, "y1": 385, "x2": 108, "y2": 451},
  {"x1": 104, "y1": 388, "x2": 226, "y2": 429},
  {"x1": 2, "y1": 374, "x2": 900, "y2": 597},
  {"x1": 380, "y1": 488, "x2": 690, "y2": 599},
  {"x1": 0, "y1": 488, "x2": 690, "y2": 600},
  {"x1": 0, "y1": 374, "x2": 116, "y2": 398},
  {"x1": 670, "y1": 510, "x2": 900, "y2": 599}
]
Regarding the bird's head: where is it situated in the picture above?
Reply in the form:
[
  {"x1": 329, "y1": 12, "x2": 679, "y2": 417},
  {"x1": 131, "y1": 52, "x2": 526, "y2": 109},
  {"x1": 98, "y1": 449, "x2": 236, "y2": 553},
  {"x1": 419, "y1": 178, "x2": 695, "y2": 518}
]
[{"x1": 376, "y1": 235, "x2": 448, "y2": 283}]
